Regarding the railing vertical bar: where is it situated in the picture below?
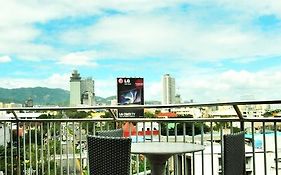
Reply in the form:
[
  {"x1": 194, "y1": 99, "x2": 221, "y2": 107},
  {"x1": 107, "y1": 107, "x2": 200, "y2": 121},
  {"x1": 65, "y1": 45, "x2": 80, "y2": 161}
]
[
  {"x1": 23, "y1": 123, "x2": 26, "y2": 175},
  {"x1": 129, "y1": 122, "x2": 132, "y2": 138},
  {"x1": 47, "y1": 122, "x2": 50, "y2": 175},
  {"x1": 142, "y1": 122, "x2": 147, "y2": 175},
  {"x1": 73, "y1": 121, "x2": 76, "y2": 175},
  {"x1": 136, "y1": 123, "x2": 140, "y2": 142},
  {"x1": 175, "y1": 122, "x2": 178, "y2": 142},
  {"x1": 220, "y1": 124, "x2": 224, "y2": 175},
  {"x1": 106, "y1": 121, "x2": 109, "y2": 130},
  {"x1": 66, "y1": 122, "x2": 69, "y2": 175},
  {"x1": 262, "y1": 122, "x2": 267, "y2": 175},
  {"x1": 40, "y1": 122, "x2": 44, "y2": 174},
  {"x1": 17, "y1": 121, "x2": 21, "y2": 175},
  {"x1": 251, "y1": 122, "x2": 256, "y2": 175},
  {"x1": 135, "y1": 122, "x2": 139, "y2": 142},
  {"x1": 158, "y1": 122, "x2": 162, "y2": 142},
  {"x1": 4, "y1": 122, "x2": 7, "y2": 175},
  {"x1": 210, "y1": 122, "x2": 214, "y2": 175},
  {"x1": 60, "y1": 122, "x2": 63, "y2": 175},
  {"x1": 79, "y1": 122, "x2": 83, "y2": 174},
  {"x1": 86, "y1": 123, "x2": 90, "y2": 174},
  {"x1": 150, "y1": 121, "x2": 153, "y2": 141},
  {"x1": 54, "y1": 122, "x2": 57, "y2": 175},
  {"x1": 133, "y1": 123, "x2": 138, "y2": 174},
  {"x1": 93, "y1": 122, "x2": 96, "y2": 135},
  {"x1": 29, "y1": 122, "x2": 32, "y2": 175},
  {"x1": 35, "y1": 122, "x2": 38, "y2": 175},
  {"x1": 10, "y1": 122, "x2": 13, "y2": 175},
  {"x1": 93, "y1": 122, "x2": 97, "y2": 135},
  {"x1": 183, "y1": 122, "x2": 187, "y2": 175},
  {"x1": 192, "y1": 123, "x2": 195, "y2": 175},
  {"x1": 136, "y1": 154, "x2": 140, "y2": 175},
  {"x1": 274, "y1": 122, "x2": 278, "y2": 175},
  {"x1": 201, "y1": 123, "x2": 204, "y2": 175},
  {"x1": 164, "y1": 122, "x2": 169, "y2": 175},
  {"x1": 174, "y1": 122, "x2": 178, "y2": 175},
  {"x1": 166, "y1": 122, "x2": 169, "y2": 142},
  {"x1": 12, "y1": 111, "x2": 21, "y2": 175},
  {"x1": 183, "y1": 122, "x2": 186, "y2": 142},
  {"x1": 133, "y1": 123, "x2": 139, "y2": 174},
  {"x1": 143, "y1": 121, "x2": 146, "y2": 142}
]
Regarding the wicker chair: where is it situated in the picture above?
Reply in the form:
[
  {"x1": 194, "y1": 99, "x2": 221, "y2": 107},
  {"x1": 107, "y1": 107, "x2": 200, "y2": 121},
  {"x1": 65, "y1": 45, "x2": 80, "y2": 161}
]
[
  {"x1": 87, "y1": 136, "x2": 132, "y2": 175},
  {"x1": 223, "y1": 132, "x2": 245, "y2": 175},
  {"x1": 96, "y1": 128, "x2": 123, "y2": 137}
]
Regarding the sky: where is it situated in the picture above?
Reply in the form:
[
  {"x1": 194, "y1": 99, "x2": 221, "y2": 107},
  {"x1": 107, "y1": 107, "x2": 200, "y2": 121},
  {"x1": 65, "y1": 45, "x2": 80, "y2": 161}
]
[{"x1": 1, "y1": 0, "x2": 281, "y2": 103}]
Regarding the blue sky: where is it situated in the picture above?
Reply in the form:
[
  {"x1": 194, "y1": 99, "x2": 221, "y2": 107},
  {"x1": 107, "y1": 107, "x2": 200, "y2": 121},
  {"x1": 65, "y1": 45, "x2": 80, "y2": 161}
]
[{"x1": 1, "y1": 1, "x2": 281, "y2": 102}]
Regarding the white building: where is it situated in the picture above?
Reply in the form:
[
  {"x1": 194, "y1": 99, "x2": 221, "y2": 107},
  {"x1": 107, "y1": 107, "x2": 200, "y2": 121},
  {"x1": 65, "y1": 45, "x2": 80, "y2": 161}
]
[
  {"x1": 70, "y1": 70, "x2": 95, "y2": 107},
  {"x1": 162, "y1": 74, "x2": 175, "y2": 105},
  {"x1": 81, "y1": 78, "x2": 95, "y2": 106},
  {"x1": 171, "y1": 107, "x2": 202, "y2": 117},
  {"x1": 70, "y1": 70, "x2": 82, "y2": 106}
]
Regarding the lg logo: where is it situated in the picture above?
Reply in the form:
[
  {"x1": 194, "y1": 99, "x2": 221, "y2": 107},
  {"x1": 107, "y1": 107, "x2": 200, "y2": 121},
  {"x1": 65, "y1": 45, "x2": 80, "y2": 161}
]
[
  {"x1": 118, "y1": 78, "x2": 131, "y2": 85},
  {"x1": 124, "y1": 79, "x2": 130, "y2": 84}
]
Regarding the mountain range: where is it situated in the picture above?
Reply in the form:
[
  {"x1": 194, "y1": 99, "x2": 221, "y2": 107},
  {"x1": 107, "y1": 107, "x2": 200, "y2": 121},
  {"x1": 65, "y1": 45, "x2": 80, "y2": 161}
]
[{"x1": 0, "y1": 87, "x2": 116, "y2": 106}]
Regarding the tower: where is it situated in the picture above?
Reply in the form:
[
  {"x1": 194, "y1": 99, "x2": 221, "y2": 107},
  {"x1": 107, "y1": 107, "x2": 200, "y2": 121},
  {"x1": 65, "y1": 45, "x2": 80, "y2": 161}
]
[
  {"x1": 81, "y1": 78, "x2": 95, "y2": 106},
  {"x1": 70, "y1": 70, "x2": 81, "y2": 106},
  {"x1": 162, "y1": 74, "x2": 175, "y2": 104}
]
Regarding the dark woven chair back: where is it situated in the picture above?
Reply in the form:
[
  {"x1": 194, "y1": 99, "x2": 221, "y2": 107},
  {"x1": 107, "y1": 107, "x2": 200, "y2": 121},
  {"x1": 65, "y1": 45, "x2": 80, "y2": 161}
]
[
  {"x1": 96, "y1": 128, "x2": 123, "y2": 137},
  {"x1": 87, "y1": 136, "x2": 131, "y2": 175},
  {"x1": 223, "y1": 132, "x2": 245, "y2": 175}
]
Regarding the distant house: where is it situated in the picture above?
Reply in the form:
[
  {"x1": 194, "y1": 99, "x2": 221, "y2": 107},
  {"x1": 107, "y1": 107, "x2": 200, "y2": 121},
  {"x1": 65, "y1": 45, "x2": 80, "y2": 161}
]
[{"x1": 157, "y1": 112, "x2": 177, "y2": 118}]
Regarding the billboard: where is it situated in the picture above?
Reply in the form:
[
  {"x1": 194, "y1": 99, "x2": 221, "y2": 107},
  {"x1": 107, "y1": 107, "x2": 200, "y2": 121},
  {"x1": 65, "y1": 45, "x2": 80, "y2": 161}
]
[{"x1": 117, "y1": 77, "x2": 144, "y2": 118}]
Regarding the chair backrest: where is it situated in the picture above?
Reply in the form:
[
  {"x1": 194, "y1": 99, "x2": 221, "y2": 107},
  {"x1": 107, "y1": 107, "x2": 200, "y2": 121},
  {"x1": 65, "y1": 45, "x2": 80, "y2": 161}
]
[
  {"x1": 223, "y1": 132, "x2": 245, "y2": 175},
  {"x1": 96, "y1": 128, "x2": 123, "y2": 137},
  {"x1": 87, "y1": 136, "x2": 131, "y2": 175}
]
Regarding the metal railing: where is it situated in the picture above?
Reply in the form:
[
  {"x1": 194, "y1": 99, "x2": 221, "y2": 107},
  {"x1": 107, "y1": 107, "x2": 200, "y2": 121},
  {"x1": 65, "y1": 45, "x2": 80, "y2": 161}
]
[{"x1": 1, "y1": 100, "x2": 281, "y2": 175}]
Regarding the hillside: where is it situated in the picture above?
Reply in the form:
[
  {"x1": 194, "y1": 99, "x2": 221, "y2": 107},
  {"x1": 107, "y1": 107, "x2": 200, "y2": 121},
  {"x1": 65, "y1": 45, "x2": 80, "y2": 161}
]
[
  {"x1": 0, "y1": 87, "x2": 70, "y2": 105},
  {"x1": 0, "y1": 87, "x2": 117, "y2": 106}
]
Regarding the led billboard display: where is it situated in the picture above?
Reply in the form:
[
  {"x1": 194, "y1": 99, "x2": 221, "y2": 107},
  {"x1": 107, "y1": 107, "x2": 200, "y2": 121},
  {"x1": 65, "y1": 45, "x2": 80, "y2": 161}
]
[{"x1": 117, "y1": 77, "x2": 144, "y2": 118}]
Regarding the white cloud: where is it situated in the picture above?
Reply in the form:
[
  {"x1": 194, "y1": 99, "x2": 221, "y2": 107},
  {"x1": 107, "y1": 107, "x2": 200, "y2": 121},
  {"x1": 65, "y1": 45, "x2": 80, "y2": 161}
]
[
  {"x1": 45, "y1": 73, "x2": 70, "y2": 90},
  {"x1": 0, "y1": 0, "x2": 280, "y2": 63},
  {"x1": 0, "y1": 73, "x2": 69, "y2": 90},
  {"x1": 178, "y1": 69, "x2": 281, "y2": 102},
  {"x1": 144, "y1": 82, "x2": 161, "y2": 101},
  {"x1": 0, "y1": 55, "x2": 11, "y2": 63},
  {"x1": 60, "y1": 12, "x2": 281, "y2": 62},
  {"x1": 216, "y1": 0, "x2": 281, "y2": 19},
  {"x1": 94, "y1": 79, "x2": 116, "y2": 98},
  {"x1": 58, "y1": 52, "x2": 98, "y2": 67}
]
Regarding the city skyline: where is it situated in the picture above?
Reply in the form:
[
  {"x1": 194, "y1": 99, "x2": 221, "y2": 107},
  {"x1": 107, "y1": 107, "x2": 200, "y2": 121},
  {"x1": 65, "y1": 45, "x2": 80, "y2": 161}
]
[{"x1": 1, "y1": 1, "x2": 281, "y2": 102}]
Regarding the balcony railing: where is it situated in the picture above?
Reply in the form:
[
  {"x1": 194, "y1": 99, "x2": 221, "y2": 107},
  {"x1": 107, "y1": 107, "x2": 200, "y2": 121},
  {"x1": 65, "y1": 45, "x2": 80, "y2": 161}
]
[{"x1": 1, "y1": 100, "x2": 281, "y2": 175}]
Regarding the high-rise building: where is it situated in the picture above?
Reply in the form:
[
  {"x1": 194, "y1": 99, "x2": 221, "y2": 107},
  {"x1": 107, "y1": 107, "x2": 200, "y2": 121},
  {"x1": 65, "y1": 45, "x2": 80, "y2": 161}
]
[
  {"x1": 70, "y1": 70, "x2": 81, "y2": 106},
  {"x1": 69, "y1": 70, "x2": 95, "y2": 106},
  {"x1": 81, "y1": 78, "x2": 95, "y2": 106},
  {"x1": 162, "y1": 74, "x2": 175, "y2": 104}
]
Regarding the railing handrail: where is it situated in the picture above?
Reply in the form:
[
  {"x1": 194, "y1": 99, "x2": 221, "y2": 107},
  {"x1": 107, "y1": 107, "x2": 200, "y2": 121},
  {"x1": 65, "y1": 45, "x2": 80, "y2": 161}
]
[
  {"x1": 0, "y1": 99, "x2": 281, "y2": 124},
  {"x1": 1, "y1": 99, "x2": 281, "y2": 111}
]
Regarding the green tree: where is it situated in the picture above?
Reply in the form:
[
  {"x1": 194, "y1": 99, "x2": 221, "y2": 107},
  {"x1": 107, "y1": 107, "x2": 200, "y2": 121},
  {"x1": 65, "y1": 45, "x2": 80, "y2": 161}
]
[{"x1": 144, "y1": 111, "x2": 155, "y2": 118}]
